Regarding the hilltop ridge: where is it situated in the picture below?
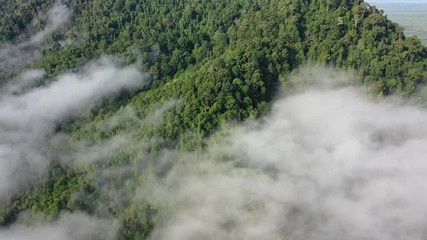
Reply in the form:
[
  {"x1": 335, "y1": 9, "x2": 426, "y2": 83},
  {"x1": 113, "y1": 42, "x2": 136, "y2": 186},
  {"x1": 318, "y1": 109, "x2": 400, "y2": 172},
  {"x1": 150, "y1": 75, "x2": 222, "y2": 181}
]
[{"x1": 0, "y1": 0, "x2": 426, "y2": 239}]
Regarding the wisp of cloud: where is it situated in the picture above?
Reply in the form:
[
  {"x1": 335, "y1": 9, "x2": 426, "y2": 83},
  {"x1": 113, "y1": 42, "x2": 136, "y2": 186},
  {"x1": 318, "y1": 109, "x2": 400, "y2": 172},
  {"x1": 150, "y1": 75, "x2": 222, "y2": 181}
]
[
  {"x1": 0, "y1": 1, "x2": 71, "y2": 75},
  {"x1": 0, "y1": 213, "x2": 115, "y2": 240},
  {"x1": 2, "y1": 63, "x2": 427, "y2": 240},
  {"x1": 0, "y1": 59, "x2": 149, "y2": 202},
  {"x1": 139, "y1": 68, "x2": 427, "y2": 240}
]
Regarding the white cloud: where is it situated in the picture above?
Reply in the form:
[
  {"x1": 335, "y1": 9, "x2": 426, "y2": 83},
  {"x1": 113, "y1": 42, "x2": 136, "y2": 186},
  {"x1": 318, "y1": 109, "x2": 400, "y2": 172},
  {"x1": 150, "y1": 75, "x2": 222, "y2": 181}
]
[
  {"x1": 0, "y1": 1, "x2": 71, "y2": 75},
  {"x1": 0, "y1": 213, "x2": 115, "y2": 240},
  {"x1": 2, "y1": 63, "x2": 426, "y2": 240},
  {"x1": 139, "y1": 68, "x2": 427, "y2": 240},
  {"x1": 29, "y1": 2, "x2": 71, "y2": 45},
  {"x1": 0, "y1": 59, "x2": 149, "y2": 201},
  {"x1": 3, "y1": 69, "x2": 47, "y2": 95}
]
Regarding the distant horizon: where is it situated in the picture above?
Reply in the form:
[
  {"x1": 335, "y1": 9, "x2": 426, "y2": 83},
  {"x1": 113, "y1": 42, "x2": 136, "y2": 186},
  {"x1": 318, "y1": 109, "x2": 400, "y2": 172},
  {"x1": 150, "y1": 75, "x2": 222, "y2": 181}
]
[
  {"x1": 368, "y1": 0, "x2": 427, "y2": 3},
  {"x1": 367, "y1": 0, "x2": 427, "y2": 44}
]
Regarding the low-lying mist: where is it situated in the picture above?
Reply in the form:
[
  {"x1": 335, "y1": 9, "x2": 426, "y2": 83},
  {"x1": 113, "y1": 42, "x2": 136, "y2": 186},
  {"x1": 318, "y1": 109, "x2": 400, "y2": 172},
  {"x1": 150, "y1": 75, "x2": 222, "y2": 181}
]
[
  {"x1": 141, "y1": 68, "x2": 427, "y2": 240},
  {"x1": 1, "y1": 64, "x2": 427, "y2": 240},
  {"x1": 0, "y1": 213, "x2": 115, "y2": 240},
  {"x1": 0, "y1": 1, "x2": 71, "y2": 76},
  {"x1": 0, "y1": 58, "x2": 149, "y2": 239},
  {"x1": 0, "y1": 58, "x2": 149, "y2": 201}
]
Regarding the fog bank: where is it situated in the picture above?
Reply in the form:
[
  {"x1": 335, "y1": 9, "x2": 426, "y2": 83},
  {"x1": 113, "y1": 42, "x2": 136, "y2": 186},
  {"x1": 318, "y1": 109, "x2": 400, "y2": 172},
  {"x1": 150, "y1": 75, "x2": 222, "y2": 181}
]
[
  {"x1": 140, "y1": 69, "x2": 427, "y2": 240},
  {"x1": 0, "y1": 59, "x2": 149, "y2": 201}
]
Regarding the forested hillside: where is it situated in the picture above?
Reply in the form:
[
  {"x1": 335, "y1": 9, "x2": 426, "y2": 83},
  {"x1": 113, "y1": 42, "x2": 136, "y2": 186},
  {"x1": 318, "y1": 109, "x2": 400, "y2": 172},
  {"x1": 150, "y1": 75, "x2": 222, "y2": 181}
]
[{"x1": 0, "y1": 0, "x2": 426, "y2": 239}]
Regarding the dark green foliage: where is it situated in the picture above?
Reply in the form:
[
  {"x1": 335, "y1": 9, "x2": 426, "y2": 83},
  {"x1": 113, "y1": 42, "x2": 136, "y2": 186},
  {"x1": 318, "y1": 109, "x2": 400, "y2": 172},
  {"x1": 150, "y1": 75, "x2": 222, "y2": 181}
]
[
  {"x1": 0, "y1": 0, "x2": 55, "y2": 42},
  {"x1": 0, "y1": 0, "x2": 425, "y2": 239}
]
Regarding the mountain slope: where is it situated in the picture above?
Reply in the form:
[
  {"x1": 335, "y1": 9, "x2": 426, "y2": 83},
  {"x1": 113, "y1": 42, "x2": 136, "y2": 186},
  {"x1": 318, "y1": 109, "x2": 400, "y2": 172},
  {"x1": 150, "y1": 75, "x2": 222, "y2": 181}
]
[{"x1": 0, "y1": 0, "x2": 426, "y2": 239}]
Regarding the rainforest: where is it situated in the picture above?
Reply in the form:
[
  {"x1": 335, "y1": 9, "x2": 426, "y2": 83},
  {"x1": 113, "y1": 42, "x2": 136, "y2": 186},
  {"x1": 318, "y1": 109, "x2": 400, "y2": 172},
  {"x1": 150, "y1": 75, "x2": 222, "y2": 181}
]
[{"x1": 0, "y1": 0, "x2": 426, "y2": 239}]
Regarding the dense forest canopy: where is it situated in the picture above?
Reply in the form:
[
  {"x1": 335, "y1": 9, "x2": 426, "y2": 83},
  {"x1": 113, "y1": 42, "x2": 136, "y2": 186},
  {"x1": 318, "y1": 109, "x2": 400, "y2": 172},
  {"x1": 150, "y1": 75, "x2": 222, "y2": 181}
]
[{"x1": 0, "y1": 0, "x2": 426, "y2": 239}]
